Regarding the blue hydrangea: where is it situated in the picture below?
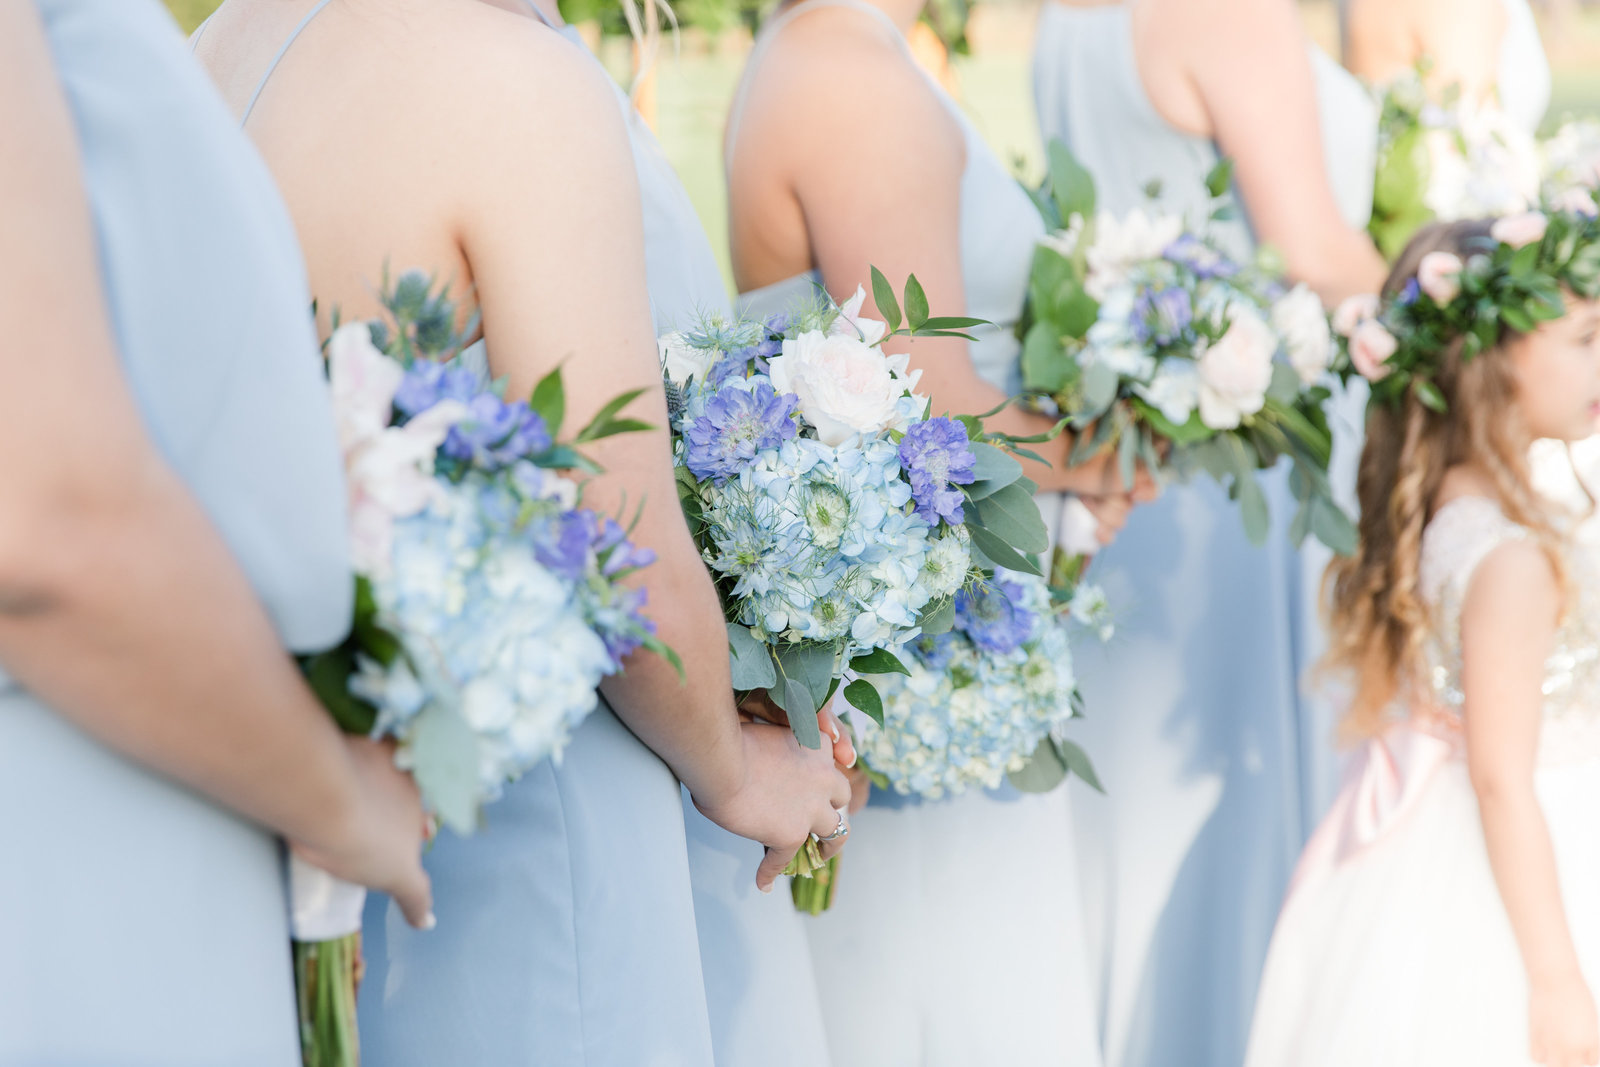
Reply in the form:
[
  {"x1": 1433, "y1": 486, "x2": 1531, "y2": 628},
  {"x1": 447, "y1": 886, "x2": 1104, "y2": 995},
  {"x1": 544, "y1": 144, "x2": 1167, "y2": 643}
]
[
  {"x1": 683, "y1": 382, "x2": 799, "y2": 482},
  {"x1": 898, "y1": 417, "x2": 977, "y2": 525},
  {"x1": 953, "y1": 577, "x2": 1038, "y2": 655}
]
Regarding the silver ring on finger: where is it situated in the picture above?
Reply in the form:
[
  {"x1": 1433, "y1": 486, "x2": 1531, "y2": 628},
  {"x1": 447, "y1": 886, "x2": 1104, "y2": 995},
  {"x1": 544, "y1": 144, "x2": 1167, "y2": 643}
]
[{"x1": 816, "y1": 809, "x2": 849, "y2": 843}]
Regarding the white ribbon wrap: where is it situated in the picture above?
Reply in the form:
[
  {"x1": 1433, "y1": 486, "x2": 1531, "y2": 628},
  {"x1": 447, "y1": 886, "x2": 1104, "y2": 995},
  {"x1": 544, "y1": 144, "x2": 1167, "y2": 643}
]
[
  {"x1": 289, "y1": 853, "x2": 368, "y2": 942},
  {"x1": 1057, "y1": 495, "x2": 1103, "y2": 558}
]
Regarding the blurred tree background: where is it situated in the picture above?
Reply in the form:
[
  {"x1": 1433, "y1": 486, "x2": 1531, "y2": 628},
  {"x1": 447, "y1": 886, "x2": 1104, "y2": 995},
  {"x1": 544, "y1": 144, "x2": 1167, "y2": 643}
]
[{"x1": 165, "y1": 0, "x2": 1600, "y2": 290}]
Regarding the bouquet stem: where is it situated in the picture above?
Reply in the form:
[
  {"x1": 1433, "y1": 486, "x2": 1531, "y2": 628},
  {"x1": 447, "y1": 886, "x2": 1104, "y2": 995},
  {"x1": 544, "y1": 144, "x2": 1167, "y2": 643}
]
[
  {"x1": 790, "y1": 857, "x2": 839, "y2": 915},
  {"x1": 294, "y1": 933, "x2": 363, "y2": 1067}
]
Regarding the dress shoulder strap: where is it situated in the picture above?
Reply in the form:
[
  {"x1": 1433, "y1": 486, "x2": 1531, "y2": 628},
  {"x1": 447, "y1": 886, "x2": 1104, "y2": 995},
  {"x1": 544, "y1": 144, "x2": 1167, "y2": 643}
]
[
  {"x1": 726, "y1": 0, "x2": 912, "y2": 170},
  {"x1": 238, "y1": 0, "x2": 338, "y2": 127}
]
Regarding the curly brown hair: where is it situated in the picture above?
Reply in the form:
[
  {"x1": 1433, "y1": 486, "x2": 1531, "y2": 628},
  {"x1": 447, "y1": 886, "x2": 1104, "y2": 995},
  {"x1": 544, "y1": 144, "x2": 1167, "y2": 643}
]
[{"x1": 1322, "y1": 219, "x2": 1571, "y2": 739}]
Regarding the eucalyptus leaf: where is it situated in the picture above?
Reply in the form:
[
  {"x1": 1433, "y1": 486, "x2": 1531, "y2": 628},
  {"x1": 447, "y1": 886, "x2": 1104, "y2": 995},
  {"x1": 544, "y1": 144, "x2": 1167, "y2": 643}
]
[
  {"x1": 771, "y1": 678, "x2": 822, "y2": 749},
  {"x1": 1079, "y1": 362, "x2": 1120, "y2": 420},
  {"x1": 1022, "y1": 321, "x2": 1070, "y2": 395},
  {"x1": 1118, "y1": 425, "x2": 1139, "y2": 490},
  {"x1": 1237, "y1": 476, "x2": 1270, "y2": 545},
  {"x1": 727, "y1": 625, "x2": 778, "y2": 691},
  {"x1": 918, "y1": 596, "x2": 957, "y2": 634},
  {"x1": 967, "y1": 524, "x2": 1044, "y2": 576},
  {"x1": 973, "y1": 483, "x2": 1051, "y2": 554},
  {"x1": 1311, "y1": 496, "x2": 1359, "y2": 557},
  {"x1": 1058, "y1": 739, "x2": 1105, "y2": 793},
  {"x1": 1047, "y1": 139, "x2": 1097, "y2": 222},
  {"x1": 1008, "y1": 737, "x2": 1069, "y2": 793},
  {"x1": 409, "y1": 703, "x2": 482, "y2": 836},
  {"x1": 850, "y1": 648, "x2": 910, "y2": 676},
  {"x1": 966, "y1": 441, "x2": 1024, "y2": 498}
]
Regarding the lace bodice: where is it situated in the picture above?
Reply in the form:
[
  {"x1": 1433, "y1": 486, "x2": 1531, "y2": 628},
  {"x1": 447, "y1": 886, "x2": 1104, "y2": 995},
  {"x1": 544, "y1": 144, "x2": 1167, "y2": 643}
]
[{"x1": 1419, "y1": 496, "x2": 1600, "y2": 764}]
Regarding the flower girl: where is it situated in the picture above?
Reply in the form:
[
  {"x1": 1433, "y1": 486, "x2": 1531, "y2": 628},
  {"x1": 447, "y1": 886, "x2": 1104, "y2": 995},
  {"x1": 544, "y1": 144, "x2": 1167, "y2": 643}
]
[{"x1": 1246, "y1": 208, "x2": 1600, "y2": 1067}]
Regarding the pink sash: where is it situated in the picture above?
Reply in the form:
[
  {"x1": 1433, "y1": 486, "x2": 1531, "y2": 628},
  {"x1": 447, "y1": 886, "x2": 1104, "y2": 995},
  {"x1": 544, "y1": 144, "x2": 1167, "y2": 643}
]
[{"x1": 1289, "y1": 715, "x2": 1462, "y2": 894}]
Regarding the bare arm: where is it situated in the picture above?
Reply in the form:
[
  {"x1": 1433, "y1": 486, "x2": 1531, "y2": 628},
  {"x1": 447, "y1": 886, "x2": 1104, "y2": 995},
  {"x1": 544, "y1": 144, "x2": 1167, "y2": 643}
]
[
  {"x1": 1155, "y1": 0, "x2": 1385, "y2": 304},
  {"x1": 1462, "y1": 541, "x2": 1599, "y2": 1066},
  {"x1": 779, "y1": 21, "x2": 1129, "y2": 497},
  {"x1": 1345, "y1": 0, "x2": 1504, "y2": 106},
  {"x1": 459, "y1": 33, "x2": 849, "y2": 887},
  {"x1": 0, "y1": 2, "x2": 429, "y2": 924}
]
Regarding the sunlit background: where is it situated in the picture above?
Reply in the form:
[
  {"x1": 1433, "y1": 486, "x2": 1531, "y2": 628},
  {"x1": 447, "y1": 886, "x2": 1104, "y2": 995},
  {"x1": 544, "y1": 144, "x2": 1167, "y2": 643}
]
[{"x1": 165, "y1": 0, "x2": 1600, "y2": 289}]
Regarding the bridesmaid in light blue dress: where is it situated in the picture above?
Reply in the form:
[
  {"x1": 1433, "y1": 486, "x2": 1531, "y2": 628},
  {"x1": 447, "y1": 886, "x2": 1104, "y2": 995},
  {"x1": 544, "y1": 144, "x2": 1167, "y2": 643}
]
[
  {"x1": 0, "y1": 0, "x2": 419, "y2": 1061},
  {"x1": 1033, "y1": 4, "x2": 1384, "y2": 1066},
  {"x1": 726, "y1": 1, "x2": 1131, "y2": 1062},
  {"x1": 191, "y1": 2, "x2": 850, "y2": 1063}
]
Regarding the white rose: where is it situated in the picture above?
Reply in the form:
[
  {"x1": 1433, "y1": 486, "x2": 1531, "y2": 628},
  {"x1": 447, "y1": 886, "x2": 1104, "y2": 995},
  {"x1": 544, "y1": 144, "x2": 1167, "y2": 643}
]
[
  {"x1": 1134, "y1": 359, "x2": 1201, "y2": 426},
  {"x1": 1196, "y1": 308, "x2": 1275, "y2": 430},
  {"x1": 768, "y1": 329, "x2": 911, "y2": 446},
  {"x1": 830, "y1": 285, "x2": 889, "y2": 346},
  {"x1": 1272, "y1": 284, "x2": 1334, "y2": 386},
  {"x1": 1085, "y1": 209, "x2": 1185, "y2": 301},
  {"x1": 659, "y1": 331, "x2": 719, "y2": 385}
]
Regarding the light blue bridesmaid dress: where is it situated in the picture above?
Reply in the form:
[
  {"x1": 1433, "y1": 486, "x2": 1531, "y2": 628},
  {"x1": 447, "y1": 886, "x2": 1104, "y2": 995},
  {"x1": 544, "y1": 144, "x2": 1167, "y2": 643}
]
[
  {"x1": 337, "y1": 9, "x2": 723, "y2": 1065},
  {"x1": 732, "y1": 4, "x2": 1103, "y2": 1064},
  {"x1": 1032, "y1": 8, "x2": 1376, "y2": 1067},
  {"x1": 0, "y1": 1, "x2": 351, "y2": 1063}
]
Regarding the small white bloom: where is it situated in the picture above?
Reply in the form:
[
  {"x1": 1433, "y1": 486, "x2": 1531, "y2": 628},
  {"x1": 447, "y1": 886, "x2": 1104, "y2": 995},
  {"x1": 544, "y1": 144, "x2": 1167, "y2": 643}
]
[
  {"x1": 1085, "y1": 210, "x2": 1185, "y2": 301},
  {"x1": 1272, "y1": 284, "x2": 1334, "y2": 386},
  {"x1": 659, "y1": 331, "x2": 720, "y2": 385},
  {"x1": 1135, "y1": 360, "x2": 1202, "y2": 426},
  {"x1": 1196, "y1": 307, "x2": 1275, "y2": 430}
]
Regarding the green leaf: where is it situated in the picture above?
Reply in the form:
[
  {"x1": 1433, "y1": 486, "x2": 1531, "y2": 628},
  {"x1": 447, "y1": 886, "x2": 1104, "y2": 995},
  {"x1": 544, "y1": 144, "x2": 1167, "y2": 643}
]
[
  {"x1": 772, "y1": 643, "x2": 837, "y2": 749},
  {"x1": 1205, "y1": 157, "x2": 1235, "y2": 199},
  {"x1": 918, "y1": 316, "x2": 991, "y2": 330},
  {"x1": 1129, "y1": 398, "x2": 1212, "y2": 447},
  {"x1": 1267, "y1": 362, "x2": 1301, "y2": 405},
  {"x1": 918, "y1": 596, "x2": 957, "y2": 634},
  {"x1": 1412, "y1": 378, "x2": 1448, "y2": 414},
  {"x1": 904, "y1": 274, "x2": 930, "y2": 331},
  {"x1": 1501, "y1": 305, "x2": 1536, "y2": 334},
  {"x1": 1237, "y1": 475, "x2": 1270, "y2": 545},
  {"x1": 870, "y1": 266, "x2": 902, "y2": 334},
  {"x1": 772, "y1": 677, "x2": 821, "y2": 747},
  {"x1": 1289, "y1": 499, "x2": 1313, "y2": 547},
  {"x1": 1057, "y1": 281, "x2": 1100, "y2": 339},
  {"x1": 578, "y1": 417, "x2": 654, "y2": 443},
  {"x1": 301, "y1": 649, "x2": 378, "y2": 735},
  {"x1": 1021, "y1": 321, "x2": 1071, "y2": 395},
  {"x1": 1079, "y1": 362, "x2": 1120, "y2": 420},
  {"x1": 1310, "y1": 495, "x2": 1359, "y2": 557},
  {"x1": 1047, "y1": 139, "x2": 1097, "y2": 221},
  {"x1": 1118, "y1": 424, "x2": 1140, "y2": 490},
  {"x1": 967, "y1": 523, "x2": 1045, "y2": 576},
  {"x1": 529, "y1": 366, "x2": 566, "y2": 438},
  {"x1": 409, "y1": 703, "x2": 482, "y2": 836},
  {"x1": 1058, "y1": 739, "x2": 1105, "y2": 792},
  {"x1": 1008, "y1": 737, "x2": 1069, "y2": 793},
  {"x1": 728, "y1": 624, "x2": 778, "y2": 691},
  {"x1": 965, "y1": 441, "x2": 1024, "y2": 499},
  {"x1": 972, "y1": 482, "x2": 1052, "y2": 554},
  {"x1": 843, "y1": 679, "x2": 885, "y2": 726},
  {"x1": 850, "y1": 648, "x2": 911, "y2": 676},
  {"x1": 575, "y1": 388, "x2": 649, "y2": 442}
]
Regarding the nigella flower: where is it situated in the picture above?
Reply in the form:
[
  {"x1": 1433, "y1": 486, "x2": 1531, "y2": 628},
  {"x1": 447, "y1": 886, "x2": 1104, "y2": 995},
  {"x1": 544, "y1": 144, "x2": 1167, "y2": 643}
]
[
  {"x1": 394, "y1": 360, "x2": 482, "y2": 417},
  {"x1": 898, "y1": 417, "x2": 977, "y2": 525},
  {"x1": 1131, "y1": 286, "x2": 1194, "y2": 347},
  {"x1": 953, "y1": 577, "x2": 1037, "y2": 655},
  {"x1": 442, "y1": 395, "x2": 553, "y2": 469},
  {"x1": 1164, "y1": 234, "x2": 1239, "y2": 280},
  {"x1": 683, "y1": 382, "x2": 799, "y2": 482}
]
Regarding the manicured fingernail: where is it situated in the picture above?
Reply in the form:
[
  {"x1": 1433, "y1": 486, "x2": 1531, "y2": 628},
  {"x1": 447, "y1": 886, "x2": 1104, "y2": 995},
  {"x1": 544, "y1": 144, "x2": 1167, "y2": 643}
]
[
  {"x1": 828, "y1": 722, "x2": 841, "y2": 744},
  {"x1": 846, "y1": 751, "x2": 858, "y2": 769},
  {"x1": 759, "y1": 882, "x2": 773, "y2": 894},
  {"x1": 421, "y1": 912, "x2": 438, "y2": 931}
]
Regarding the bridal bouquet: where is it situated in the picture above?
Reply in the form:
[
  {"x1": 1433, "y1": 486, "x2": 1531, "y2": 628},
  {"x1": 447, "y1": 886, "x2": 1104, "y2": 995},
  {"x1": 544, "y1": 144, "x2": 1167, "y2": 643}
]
[
  {"x1": 664, "y1": 272, "x2": 1055, "y2": 759},
  {"x1": 1369, "y1": 67, "x2": 1540, "y2": 259},
  {"x1": 1018, "y1": 142, "x2": 1356, "y2": 556},
  {"x1": 295, "y1": 271, "x2": 667, "y2": 1067}
]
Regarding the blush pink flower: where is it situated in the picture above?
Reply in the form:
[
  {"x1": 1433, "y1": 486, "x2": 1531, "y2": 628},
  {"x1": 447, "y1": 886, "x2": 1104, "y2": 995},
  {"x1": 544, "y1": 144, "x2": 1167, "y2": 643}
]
[
  {"x1": 1332, "y1": 294, "x2": 1380, "y2": 338},
  {"x1": 1491, "y1": 211, "x2": 1548, "y2": 248},
  {"x1": 1416, "y1": 252, "x2": 1464, "y2": 304},
  {"x1": 1349, "y1": 320, "x2": 1398, "y2": 382}
]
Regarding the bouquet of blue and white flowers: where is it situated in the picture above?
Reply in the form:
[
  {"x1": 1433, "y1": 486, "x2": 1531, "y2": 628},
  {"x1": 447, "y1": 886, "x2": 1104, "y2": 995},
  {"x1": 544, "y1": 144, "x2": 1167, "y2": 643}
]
[
  {"x1": 294, "y1": 272, "x2": 665, "y2": 1067},
  {"x1": 1019, "y1": 142, "x2": 1356, "y2": 555},
  {"x1": 665, "y1": 272, "x2": 1055, "y2": 758}
]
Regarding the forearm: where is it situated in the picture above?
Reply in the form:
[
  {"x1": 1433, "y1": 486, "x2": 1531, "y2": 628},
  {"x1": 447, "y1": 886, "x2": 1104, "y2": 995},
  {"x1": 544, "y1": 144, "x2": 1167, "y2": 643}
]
[
  {"x1": 0, "y1": 460, "x2": 361, "y2": 849},
  {"x1": 1478, "y1": 779, "x2": 1585, "y2": 984}
]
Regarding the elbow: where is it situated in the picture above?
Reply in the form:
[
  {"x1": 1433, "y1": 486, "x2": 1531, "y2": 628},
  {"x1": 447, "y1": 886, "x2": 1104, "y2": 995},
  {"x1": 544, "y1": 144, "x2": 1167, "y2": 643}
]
[{"x1": 1467, "y1": 761, "x2": 1537, "y2": 810}]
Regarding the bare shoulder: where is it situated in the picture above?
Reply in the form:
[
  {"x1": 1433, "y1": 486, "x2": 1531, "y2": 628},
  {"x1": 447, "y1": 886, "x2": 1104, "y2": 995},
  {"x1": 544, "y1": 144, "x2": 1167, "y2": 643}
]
[
  {"x1": 745, "y1": 7, "x2": 959, "y2": 153},
  {"x1": 1137, "y1": 0, "x2": 1302, "y2": 51}
]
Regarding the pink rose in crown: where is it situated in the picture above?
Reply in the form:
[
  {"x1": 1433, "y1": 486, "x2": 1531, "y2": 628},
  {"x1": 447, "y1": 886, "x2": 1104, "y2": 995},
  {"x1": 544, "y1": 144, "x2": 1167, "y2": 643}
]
[
  {"x1": 1491, "y1": 211, "x2": 1548, "y2": 249},
  {"x1": 1332, "y1": 293, "x2": 1380, "y2": 338},
  {"x1": 1416, "y1": 252, "x2": 1464, "y2": 305},
  {"x1": 1349, "y1": 320, "x2": 1398, "y2": 383}
]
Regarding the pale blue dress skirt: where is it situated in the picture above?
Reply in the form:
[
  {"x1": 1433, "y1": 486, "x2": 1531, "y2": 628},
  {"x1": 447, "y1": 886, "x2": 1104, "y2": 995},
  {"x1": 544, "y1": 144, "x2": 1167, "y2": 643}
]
[{"x1": 0, "y1": 1, "x2": 353, "y2": 1063}]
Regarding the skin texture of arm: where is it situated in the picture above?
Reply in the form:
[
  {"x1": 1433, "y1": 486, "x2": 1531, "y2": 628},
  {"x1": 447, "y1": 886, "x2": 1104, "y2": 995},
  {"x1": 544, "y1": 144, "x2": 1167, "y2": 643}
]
[
  {"x1": 727, "y1": 5, "x2": 1141, "y2": 499},
  {"x1": 1344, "y1": 0, "x2": 1505, "y2": 106},
  {"x1": 1133, "y1": 0, "x2": 1387, "y2": 304},
  {"x1": 0, "y1": 0, "x2": 431, "y2": 926},
  {"x1": 1460, "y1": 536, "x2": 1600, "y2": 1067}
]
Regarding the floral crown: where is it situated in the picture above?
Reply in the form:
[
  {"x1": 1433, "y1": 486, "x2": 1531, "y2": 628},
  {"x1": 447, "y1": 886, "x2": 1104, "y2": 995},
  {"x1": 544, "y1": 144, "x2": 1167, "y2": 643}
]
[{"x1": 1332, "y1": 200, "x2": 1600, "y2": 411}]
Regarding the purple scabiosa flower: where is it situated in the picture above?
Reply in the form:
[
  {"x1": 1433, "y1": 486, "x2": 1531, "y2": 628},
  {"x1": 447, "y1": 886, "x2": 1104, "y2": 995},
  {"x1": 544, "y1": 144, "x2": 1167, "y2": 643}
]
[
  {"x1": 953, "y1": 577, "x2": 1037, "y2": 655},
  {"x1": 394, "y1": 360, "x2": 481, "y2": 417},
  {"x1": 1397, "y1": 277, "x2": 1422, "y2": 306},
  {"x1": 590, "y1": 582, "x2": 656, "y2": 667},
  {"x1": 1131, "y1": 286, "x2": 1193, "y2": 347},
  {"x1": 898, "y1": 417, "x2": 977, "y2": 525},
  {"x1": 1164, "y1": 234, "x2": 1239, "y2": 280},
  {"x1": 590, "y1": 514, "x2": 657, "y2": 576},
  {"x1": 530, "y1": 511, "x2": 593, "y2": 583},
  {"x1": 683, "y1": 382, "x2": 799, "y2": 482},
  {"x1": 441, "y1": 395, "x2": 552, "y2": 469}
]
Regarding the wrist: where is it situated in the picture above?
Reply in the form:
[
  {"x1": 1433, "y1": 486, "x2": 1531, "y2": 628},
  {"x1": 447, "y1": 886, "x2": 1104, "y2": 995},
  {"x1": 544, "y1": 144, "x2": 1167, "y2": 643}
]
[{"x1": 677, "y1": 705, "x2": 749, "y2": 813}]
